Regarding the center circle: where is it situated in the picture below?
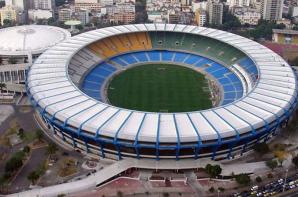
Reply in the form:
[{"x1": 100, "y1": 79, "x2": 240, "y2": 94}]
[{"x1": 107, "y1": 63, "x2": 212, "y2": 112}]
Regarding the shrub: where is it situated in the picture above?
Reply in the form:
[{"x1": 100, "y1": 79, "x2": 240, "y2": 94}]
[
  {"x1": 235, "y1": 174, "x2": 251, "y2": 186},
  {"x1": 255, "y1": 176, "x2": 262, "y2": 183}
]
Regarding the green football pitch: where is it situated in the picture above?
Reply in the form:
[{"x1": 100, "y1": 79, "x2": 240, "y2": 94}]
[{"x1": 107, "y1": 64, "x2": 212, "y2": 112}]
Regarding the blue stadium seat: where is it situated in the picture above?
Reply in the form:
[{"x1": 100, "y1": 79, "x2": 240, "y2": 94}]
[
  {"x1": 120, "y1": 54, "x2": 138, "y2": 64},
  {"x1": 162, "y1": 51, "x2": 174, "y2": 61},
  {"x1": 173, "y1": 52, "x2": 188, "y2": 63},
  {"x1": 133, "y1": 52, "x2": 148, "y2": 62},
  {"x1": 111, "y1": 57, "x2": 128, "y2": 67},
  {"x1": 147, "y1": 51, "x2": 161, "y2": 61},
  {"x1": 184, "y1": 54, "x2": 201, "y2": 65}
]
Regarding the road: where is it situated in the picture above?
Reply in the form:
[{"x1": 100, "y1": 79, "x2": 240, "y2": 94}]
[{"x1": 9, "y1": 147, "x2": 47, "y2": 193}]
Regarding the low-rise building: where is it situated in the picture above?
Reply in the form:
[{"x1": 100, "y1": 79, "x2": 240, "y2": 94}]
[
  {"x1": 58, "y1": 8, "x2": 72, "y2": 22},
  {"x1": 234, "y1": 10, "x2": 261, "y2": 25},
  {"x1": 28, "y1": 9, "x2": 53, "y2": 21},
  {"x1": 0, "y1": 5, "x2": 18, "y2": 25},
  {"x1": 272, "y1": 29, "x2": 298, "y2": 45}
]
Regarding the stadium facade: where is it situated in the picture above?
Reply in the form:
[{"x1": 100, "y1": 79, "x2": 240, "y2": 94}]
[{"x1": 27, "y1": 24, "x2": 298, "y2": 161}]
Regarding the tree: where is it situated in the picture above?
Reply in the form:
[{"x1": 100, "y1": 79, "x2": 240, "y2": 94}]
[
  {"x1": 222, "y1": 11, "x2": 241, "y2": 30},
  {"x1": 18, "y1": 128, "x2": 24, "y2": 139},
  {"x1": 5, "y1": 151, "x2": 25, "y2": 173},
  {"x1": 0, "y1": 83, "x2": 6, "y2": 93},
  {"x1": 235, "y1": 174, "x2": 251, "y2": 186},
  {"x1": 292, "y1": 155, "x2": 298, "y2": 168},
  {"x1": 205, "y1": 164, "x2": 222, "y2": 178},
  {"x1": 27, "y1": 171, "x2": 40, "y2": 185},
  {"x1": 23, "y1": 145, "x2": 30, "y2": 154},
  {"x1": 77, "y1": 24, "x2": 84, "y2": 31},
  {"x1": 35, "y1": 129, "x2": 43, "y2": 142},
  {"x1": 3, "y1": 19, "x2": 12, "y2": 26},
  {"x1": 47, "y1": 142, "x2": 58, "y2": 156},
  {"x1": 266, "y1": 159, "x2": 278, "y2": 171},
  {"x1": 255, "y1": 176, "x2": 262, "y2": 183},
  {"x1": 253, "y1": 142, "x2": 270, "y2": 155}
]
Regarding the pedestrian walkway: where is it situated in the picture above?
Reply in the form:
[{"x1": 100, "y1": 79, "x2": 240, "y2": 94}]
[{"x1": 9, "y1": 157, "x2": 269, "y2": 197}]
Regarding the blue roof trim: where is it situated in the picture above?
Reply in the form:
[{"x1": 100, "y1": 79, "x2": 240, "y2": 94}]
[
  {"x1": 77, "y1": 106, "x2": 109, "y2": 134},
  {"x1": 28, "y1": 79, "x2": 69, "y2": 91},
  {"x1": 156, "y1": 114, "x2": 161, "y2": 159},
  {"x1": 113, "y1": 112, "x2": 134, "y2": 144},
  {"x1": 63, "y1": 102, "x2": 98, "y2": 127},
  {"x1": 253, "y1": 91, "x2": 292, "y2": 104},
  {"x1": 31, "y1": 84, "x2": 72, "y2": 97},
  {"x1": 133, "y1": 113, "x2": 147, "y2": 146},
  {"x1": 200, "y1": 112, "x2": 222, "y2": 143},
  {"x1": 241, "y1": 100, "x2": 280, "y2": 125},
  {"x1": 173, "y1": 114, "x2": 181, "y2": 160},
  {"x1": 42, "y1": 94, "x2": 82, "y2": 115},
  {"x1": 51, "y1": 98, "x2": 89, "y2": 121},
  {"x1": 224, "y1": 107, "x2": 257, "y2": 136},
  {"x1": 257, "y1": 86, "x2": 293, "y2": 95},
  {"x1": 95, "y1": 109, "x2": 121, "y2": 138},
  {"x1": 247, "y1": 95, "x2": 287, "y2": 114},
  {"x1": 213, "y1": 110, "x2": 240, "y2": 140},
  {"x1": 186, "y1": 113, "x2": 202, "y2": 145},
  {"x1": 36, "y1": 90, "x2": 77, "y2": 105}
]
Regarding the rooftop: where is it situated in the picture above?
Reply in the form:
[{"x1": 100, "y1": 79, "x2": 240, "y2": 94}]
[
  {"x1": 273, "y1": 29, "x2": 298, "y2": 35},
  {"x1": 0, "y1": 25, "x2": 71, "y2": 56}
]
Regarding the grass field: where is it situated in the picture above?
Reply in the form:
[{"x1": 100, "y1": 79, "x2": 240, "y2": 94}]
[{"x1": 107, "y1": 64, "x2": 212, "y2": 112}]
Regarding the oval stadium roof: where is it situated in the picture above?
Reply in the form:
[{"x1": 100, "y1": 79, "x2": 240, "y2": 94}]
[
  {"x1": 27, "y1": 24, "x2": 298, "y2": 144},
  {"x1": 0, "y1": 25, "x2": 71, "y2": 56}
]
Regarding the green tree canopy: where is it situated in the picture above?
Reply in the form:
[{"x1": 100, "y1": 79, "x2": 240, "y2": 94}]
[
  {"x1": 253, "y1": 142, "x2": 270, "y2": 155},
  {"x1": 27, "y1": 171, "x2": 40, "y2": 185},
  {"x1": 205, "y1": 164, "x2": 222, "y2": 178},
  {"x1": 266, "y1": 159, "x2": 278, "y2": 171},
  {"x1": 235, "y1": 173, "x2": 251, "y2": 186}
]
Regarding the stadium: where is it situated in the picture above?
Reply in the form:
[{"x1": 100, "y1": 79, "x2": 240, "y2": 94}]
[{"x1": 27, "y1": 24, "x2": 298, "y2": 161}]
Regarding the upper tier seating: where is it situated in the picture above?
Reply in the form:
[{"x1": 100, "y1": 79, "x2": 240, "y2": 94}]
[
  {"x1": 237, "y1": 57, "x2": 258, "y2": 81},
  {"x1": 88, "y1": 32, "x2": 152, "y2": 59},
  {"x1": 149, "y1": 32, "x2": 245, "y2": 66},
  {"x1": 68, "y1": 48, "x2": 102, "y2": 86}
]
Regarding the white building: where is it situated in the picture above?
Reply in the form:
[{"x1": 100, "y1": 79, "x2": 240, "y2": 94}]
[
  {"x1": 234, "y1": 10, "x2": 261, "y2": 25},
  {"x1": 290, "y1": 6, "x2": 298, "y2": 17},
  {"x1": 76, "y1": 8, "x2": 90, "y2": 25},
  {"x1": 58, "y1": 8, "x2": 72, "y2": 22},
  {"x1": 227, "y1": 0, "x2": 250, "y2": 8},
  {"x1": 207, "y1": 0, "x2": 223, "y2": 25},
  {"x1": 28, "y1": 9, "x2": 53, "y2": 21},
  {"x1": 192, "y1": 1, "x2": 208, "y2": 12},
  {"x1": 261, "y1": 0, "x2": 283, "y2": 20},
  {"x1": 5, "y1": 0, "x2": 28, "y2": 10},
  {"x1": 33, "y1": 0, "x2": 54, "y2": 10}
]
